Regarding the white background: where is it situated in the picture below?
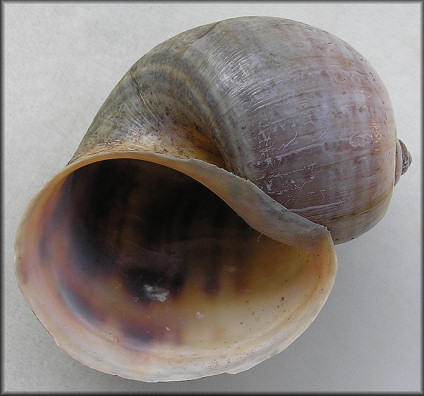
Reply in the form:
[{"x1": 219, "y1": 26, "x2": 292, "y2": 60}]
[{"x1": 4, "y1": 2, "x2": 421, "y2": 392}]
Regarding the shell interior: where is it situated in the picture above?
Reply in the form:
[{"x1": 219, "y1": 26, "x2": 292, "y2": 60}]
[{"x1": 15, "y1": 155, "x2": 336, "y2": 381}]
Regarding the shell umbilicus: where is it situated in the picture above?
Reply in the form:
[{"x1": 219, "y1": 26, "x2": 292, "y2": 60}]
[{"x1": 15, "y1": 16, "x2": 410, "y2": 382}]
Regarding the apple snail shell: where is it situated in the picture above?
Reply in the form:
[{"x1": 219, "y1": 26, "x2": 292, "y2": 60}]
[{"x1": 15, "y1": 16, "x2": 410, "y2": 382}]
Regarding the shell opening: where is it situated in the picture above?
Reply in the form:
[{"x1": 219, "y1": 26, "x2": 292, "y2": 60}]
[{"x1": 15, "y1": 157, "x2": 335, "y2": 381}]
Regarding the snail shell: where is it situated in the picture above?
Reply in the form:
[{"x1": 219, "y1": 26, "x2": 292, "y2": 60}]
[{"x1": 15, "y1": 16, "x2": 410, "y2": 382}]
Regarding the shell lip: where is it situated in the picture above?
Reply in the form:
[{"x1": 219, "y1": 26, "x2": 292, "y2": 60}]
[
  {"x1": 15, "y1": 149, "x2": 337, "y2": 382},
  {"x1": 24, "y1": 148, "x2": 332, "y2": 251}
]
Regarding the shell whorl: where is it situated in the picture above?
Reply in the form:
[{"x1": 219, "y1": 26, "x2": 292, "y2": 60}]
[
  {"x1": 73, "y1": 16, "x2": 405, "y2": 244},
  {"x1": 395, "y1": 138, "x2": 412, "y2": 185}
]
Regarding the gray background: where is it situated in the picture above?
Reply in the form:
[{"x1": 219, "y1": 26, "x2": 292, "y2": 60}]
[{"x1": 4, "y1": 2, "x2": 421, "y2": 392}]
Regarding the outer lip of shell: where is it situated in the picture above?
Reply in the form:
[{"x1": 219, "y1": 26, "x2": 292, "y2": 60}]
[{"x1": 15, "y1": 150, "x2": 337, "y2": 382}]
